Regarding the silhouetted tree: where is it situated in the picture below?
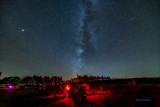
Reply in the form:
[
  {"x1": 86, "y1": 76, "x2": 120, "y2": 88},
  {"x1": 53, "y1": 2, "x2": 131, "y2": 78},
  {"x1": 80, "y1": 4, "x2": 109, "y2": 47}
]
[
  {"x1": 21, "y1": 76, "x2": 33, "y2": 85},
  {"x1": 1, "y1": 77, "x2": 20, "y2": 85},
  {"x1": 32, "y1": 75, "x2": 42, "y2": 85}
]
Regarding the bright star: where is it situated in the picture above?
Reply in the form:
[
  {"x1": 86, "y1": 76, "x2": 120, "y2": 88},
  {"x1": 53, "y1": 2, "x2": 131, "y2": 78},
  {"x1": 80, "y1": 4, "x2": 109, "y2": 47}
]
[{"x1": 21, "y1": 29, "x2": 25, "y2": 32}]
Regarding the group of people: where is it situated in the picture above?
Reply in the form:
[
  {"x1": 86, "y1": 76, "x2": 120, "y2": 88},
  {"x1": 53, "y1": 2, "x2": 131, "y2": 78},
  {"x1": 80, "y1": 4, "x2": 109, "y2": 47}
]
[{"x1": 67, "y1": 83, "x2": 87, "y2": 102}]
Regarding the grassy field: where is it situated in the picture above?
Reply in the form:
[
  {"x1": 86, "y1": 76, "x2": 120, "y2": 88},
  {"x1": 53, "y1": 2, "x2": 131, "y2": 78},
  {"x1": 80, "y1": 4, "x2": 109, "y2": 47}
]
[{"x1": 0, "y1": 89, "x2": 45, "y2": 107}]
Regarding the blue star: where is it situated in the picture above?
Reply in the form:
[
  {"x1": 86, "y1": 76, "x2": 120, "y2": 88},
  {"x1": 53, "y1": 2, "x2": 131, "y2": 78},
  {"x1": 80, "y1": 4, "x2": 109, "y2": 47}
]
[{"x1": 21, "y1": 28, "x2": 25, "y2": 32}]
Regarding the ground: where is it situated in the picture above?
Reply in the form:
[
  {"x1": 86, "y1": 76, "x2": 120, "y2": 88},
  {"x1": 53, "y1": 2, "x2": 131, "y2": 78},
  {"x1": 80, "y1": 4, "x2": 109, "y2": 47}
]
[{"x1": 0, "y1": 84, "x2": 160, "y2": 107}]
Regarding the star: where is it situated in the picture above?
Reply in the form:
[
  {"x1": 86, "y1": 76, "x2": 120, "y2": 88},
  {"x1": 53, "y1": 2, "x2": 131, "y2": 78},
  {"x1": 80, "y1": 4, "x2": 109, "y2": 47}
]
[{"x1": 21, "y1": 28, "x2": 25, "y2": 32}]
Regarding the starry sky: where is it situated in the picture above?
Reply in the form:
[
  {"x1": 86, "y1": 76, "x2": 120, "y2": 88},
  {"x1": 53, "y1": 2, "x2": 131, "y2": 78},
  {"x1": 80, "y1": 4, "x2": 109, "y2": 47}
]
[{"x1": 0, "y1": 0, "x2": 160, "y2": 80}]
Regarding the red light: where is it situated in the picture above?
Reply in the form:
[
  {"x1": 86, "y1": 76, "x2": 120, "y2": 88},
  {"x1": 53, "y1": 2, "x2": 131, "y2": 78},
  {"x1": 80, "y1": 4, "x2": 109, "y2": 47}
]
[{"x1": 66, "y1": 85, "x2": 70, "y2": 91}]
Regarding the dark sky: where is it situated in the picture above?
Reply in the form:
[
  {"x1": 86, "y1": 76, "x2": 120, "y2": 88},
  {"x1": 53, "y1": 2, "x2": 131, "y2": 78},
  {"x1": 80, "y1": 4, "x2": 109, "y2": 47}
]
[{"x1": 0, "y1": 0, "x2": 160, "y2": 80}]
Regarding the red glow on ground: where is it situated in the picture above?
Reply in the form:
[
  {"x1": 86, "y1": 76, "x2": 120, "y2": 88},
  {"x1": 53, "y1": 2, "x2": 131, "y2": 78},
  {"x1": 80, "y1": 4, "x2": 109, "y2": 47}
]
[
  {"x1": 41, "y1": 94, "x2": 64, "y2": 99},
  {"x1": 51, "y1": 97, "x2": 75, "y2": 106}
]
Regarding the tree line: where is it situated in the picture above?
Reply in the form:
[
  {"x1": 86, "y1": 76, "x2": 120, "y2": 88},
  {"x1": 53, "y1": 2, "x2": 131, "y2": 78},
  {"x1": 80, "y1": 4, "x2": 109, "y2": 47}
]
[{"x1": 0, "y1": 75, "x2": 63, "y2": 86}]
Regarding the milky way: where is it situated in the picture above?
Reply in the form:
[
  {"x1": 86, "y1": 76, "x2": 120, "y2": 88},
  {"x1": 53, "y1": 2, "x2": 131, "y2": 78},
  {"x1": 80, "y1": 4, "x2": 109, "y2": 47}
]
[
  {"x1": 0, "y1": 0, "x2": 160, "y2": 79},
  {"x1": 72, "y1": 0, "x2": 98, "y2": 76}
]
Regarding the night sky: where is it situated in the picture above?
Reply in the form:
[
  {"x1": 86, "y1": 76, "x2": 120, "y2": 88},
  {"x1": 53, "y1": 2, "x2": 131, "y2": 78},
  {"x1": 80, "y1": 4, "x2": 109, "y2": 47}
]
[{"x1": 0, "y1": 0, "x2": 160, "y2": 80}]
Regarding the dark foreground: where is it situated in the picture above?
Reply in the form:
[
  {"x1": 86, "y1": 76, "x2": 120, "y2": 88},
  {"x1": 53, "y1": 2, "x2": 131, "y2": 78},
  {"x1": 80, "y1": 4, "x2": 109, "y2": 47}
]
[{"x1": 0, "y1": 84, "x2": 160, "y2": 107}]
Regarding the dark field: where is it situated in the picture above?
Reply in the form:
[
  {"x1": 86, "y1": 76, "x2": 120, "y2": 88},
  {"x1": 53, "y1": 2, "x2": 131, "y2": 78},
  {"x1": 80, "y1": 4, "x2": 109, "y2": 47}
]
[{"x1": 0, "y1": 84, "x2": 160, "y2": 107}]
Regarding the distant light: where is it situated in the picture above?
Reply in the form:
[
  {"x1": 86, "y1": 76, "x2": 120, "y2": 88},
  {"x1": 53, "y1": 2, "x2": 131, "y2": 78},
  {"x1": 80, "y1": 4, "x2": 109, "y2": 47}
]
[
  {"x1": 66, "y1": 85, "x2": 70, "y2": 91},
  {"x1": 8, "y1": 85, "x2": 13, "y2": 89}
]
